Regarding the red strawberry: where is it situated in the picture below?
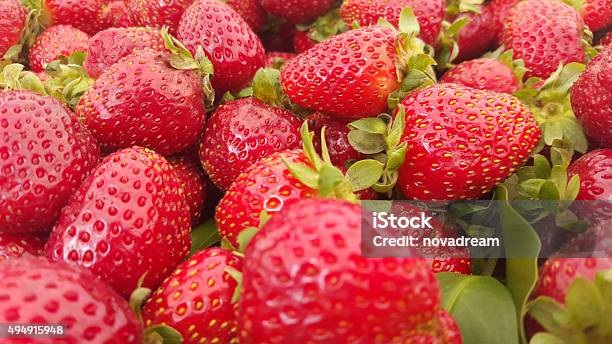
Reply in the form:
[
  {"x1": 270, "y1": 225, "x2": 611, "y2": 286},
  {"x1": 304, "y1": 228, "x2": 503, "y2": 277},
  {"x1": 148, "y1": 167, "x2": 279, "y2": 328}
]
[
  {"x1": 570, "y1": 46, "x2": 611, "y2": 148},
  {"x1": 216, "y1": 149, "x2": 316, "y2": 247},
  {"x1": 125, "y1": 0, "x2": 192, "y2": 34},
  {"x1": 0, "y1": 232, "x2": 46, "y2": 262},
  {"x1": 178, "y1": 0, "x2": 265, "y2": 95},
  {"x1": 227, "y1": 0, "x2": 266, "y2": 32},
  {"x1": 265, "y1": 52, "x2": 296, "y2": 68},
  {"x1": 0, "y1": 257, "x2": 143, "y2": 343},
  {"x1": 199, "y1": 97, "x2": 301, "y2": 191},
  {"x1": 601, "y1": 31, "x2": 612, "y2": 45},
  {"x1": 340, "y1": 0, "x2": 446, "y2": 46},
  {"x1": 397, "y1": 84, "x2": 541, "y2": 200},
  {"x1": 567, "y1": 149, "x2": 611, "y2": 221},
  {"x1": 0, "y1": 90, "x2": 100, "y2": 233},
  {"x1": 293, "y1": 30, "x2": 317, "y2": 53},
  {"x1": 575, "y1": 0, "x2": 611, "y2": 32},
  {"x1": 441, "y1": 58, "x2": 519, "y2": 94},
  {"x1": 45, "y1": 147, "x2": 192, "y2": 297},
  {"x1": 453, "y1": 5, "x2": 495, "y2": 61},
  {"x1": 488, "y1": 0, "x2": 520, "y2": 47},
  {"x1": 0, "y1": 0, "x2": 27, "y2": 58},
  {"x1": 238, "y1": 198, "x2": 449, "y2": 342},
  {"x1": 309, "y1": 113, "x2": 365, "y2": 170},
  {"x1": 28, "y1": 25, "x2": 90, "y2": 72},
  {"x1": 281, "y1": 25, "x2": 400, "y2": 118},
  {"x1": 76, "y1": 48, "x2": 207, "y2": 156},
  {"x1": 260, "y1": 0, "x2": 335, "y2": 24},
  {"x1": 142, "y1": 248, "x2": 242, "y2": 344},
  {"x1": 261, "y1": 21, "x2": 296, "y2": 52},
  {"x1": 438, "y1": 309, "x2": 463, "y2": 344},
  {"x1": 169, "y1": 155, "x2": 208, "y2": 225},
  {"x1": 502, "y1": 0, "x2": 586, "y2": 79},
  {"x1": 104, "y1": 0, "x2": 133, "y2": 28},
  {"x1": 84, "y1": 27, "x2": 165, "y2": 79},
  {"x1": 45, "y1": 0, "x2": 113, "y2": 35}
]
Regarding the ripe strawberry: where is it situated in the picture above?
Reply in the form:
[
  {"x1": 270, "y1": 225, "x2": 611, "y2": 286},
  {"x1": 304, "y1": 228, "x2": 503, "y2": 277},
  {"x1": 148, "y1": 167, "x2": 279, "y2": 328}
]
[
  {"x1": 45, "y1": 0, "x2": 112, "y2": 35},
  {"x1": 0, "y1": 257, "x2": 143, "y2": 343},
  {"x1": 397, "y1": 84, "x2": 541, "y2": 200},
  {"x1": 261, "y1": 21, "x2": 296, "y2": 52},
  {"x1": 260, "y1": 0, "x2": 335, "y2": 24},
  {"x1": 601, "y1": 31, "x2": 612, "y2": 45},
  {"x1": 488, "y1": 0, "x2": 520, "y2": 47},
  {"x1": 216, "y1": 149, "x2": 316, "y2": 247},
  {"x1": 265, "y1": 52, "x2": 296, "y2": 68},
  {"x1": 45, "y1": 147, "x2": 192, "y2": 297},
  {"x1": 453, "y1": 5, "x2": 495, "y2": 61},
  {"x1": 0, "y1": 232, "x2": 46, "y2": 262},
  {"x1": 0, "y1": 0, "x2": 27, "y2": 58},
  {"x1": 574, "y1": 0, "x2": 611, "y2": 32},
  {"x1": 84, "y1": 27, "x2": 165, "y2": 79},
  {"x1": 169, "y1": 155, "x2": 208, "y2": 225},
  {"x1": 281, "y1": 26, "x2": 400, "y2": 118},
  {"x1": 502, "y1": 0, "x2": 586, "y2": 79},
  {"x1": 227, "y1": 0, "x2": 266, "y2": 32},
  {"x1": 438, "y1": 309, "x2": 463, "y2": 344},
  {"x1": 340, "y1": 0, "x2": 446, "y2": 46},
  {"x1": 142, "y1": 248, "x2": 242, "y2": 344},
  {"x1": 567, "y1": 149, "x2": 611, "y2": 220},
  {"x1": 238, "y1": 198, "x2": 449, "y2": 342},
  {"x1": 76, "y1": 48, "x2": 207, "y2": 156},
  {"x1": 570, "y1": 46, "x2": 611, "y2": 148},
  {"x1": 0, "y1": 91, "x2": 100, "y2": 233},
  {"x1": 199, "y1": 97, "x2": 301, "y2": 191},
  {"x1": 309, "y1": 113, "x2": 365, "y2": 170},
  {"x1": 28, "y1": 25, "x2": 90, "y2": 72},
  {"x1": 104, "y1": 0, "x2": 133, "y2": 28},
  {"x1": 125, "y1": 0, "x2": 191, "y2": 34},
  {"x1": 441, "y1": 58, "x2": 519, "y2": 94},
  {"x1": 293, "y1": 30, "x2": 317, "y2": 53},
  {"x1": 178, "y1": 0, "x2": 265, "y2": 95}
]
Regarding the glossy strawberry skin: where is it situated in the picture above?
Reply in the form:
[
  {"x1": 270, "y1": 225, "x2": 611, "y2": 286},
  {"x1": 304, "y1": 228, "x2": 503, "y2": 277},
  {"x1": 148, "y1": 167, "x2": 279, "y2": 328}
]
[
  {"x1": 45, "y1": 0, "x2": 112, "y2": 35},
  {"x1": 76, "y1": 49, "x2": 206, "y2": 156},
  {"x1": 260, "y1": 0, "x2": 335, "y2": 24},
  {"x1": 309, "y1": 113, "x2": 364, "y2": 170},
  {"x1": 28, "y1": 25, "x2": 90, "y2": 72},
  {"x1": 397, "y1": 84, "x2": 541, "y2": 200},
  {"x1": 238, "y1": 198, "x2": 445, "y2": 342},
  {"x1": 601, "y1": 31, "x2": 612, "y2": 46},
  {"x1": 567, "y1": 149, "x2": 612, "y2": 221},
  {"x1": 488, "y1": 0, "x2": 520, "y2": 46},
  {"x1": 45, "y1": 147, "x2": 191, "y2": 297},
  {"x1": 84, "y1": 27, "x2": 165, "y2": 79},
  {"x1": 502, "y1": 0, "x2": 585, "y2": 79},
  {"x1": 199, "y1": 97, "x2": 301, "y2": 191},
  {"x1": 0, "y1": 0, "x2": 26, "y2": 58},
  {"x1": 216, "y1": 149, "x2": 316, "y2": 248},
  {"x1": 441, "y1": 58, "x2": 519, "y2": 94},
  {"x1": 282, "y1": 25, "x2": 400, "y2": 119},
  {"x1": 438, "y1": 310, "x2": 463, "y2": 344},
  {"x1": 143, "y1": 248, "x2": 242, "y2": 344},
  {"x1": 0, "y1": 91, "x2": 100, "y2": 233},
  {"x1": 125, "y1": 0, "x2": 192, "y2": 34},
  {"x1": 340, "y1": 0, "x2": 445, "y2": 46},
  {"x1": 580, "y1": 0, "x2": 611, "y2": 32},
  {"x1": 178, "y1": 0, "x2": 265, "y2": 95},
  {"x1": 104, "y1": 0, "x2": 133, "y2": 27},
  {"x1": 453, "y1": 5, "x2": 495, "y2": 61},
  {"x1": 0, "y1": 232, "x2": 46, "y2": 262},
  {"x1": 227, "y1": 0, "x2": 266, "y2": 32},
  {"x1": 169, "y1": 156, "x2": 208, "y2": 225},
  {"x1": 570, "y1": 46, "x2": 612, "y2": 148},
  {"x1": 293, "y1": 30, "x2": 317, "y2": 53},
  {"x1": 0, "y1": 257, "x2": 143, "y2": 343}
]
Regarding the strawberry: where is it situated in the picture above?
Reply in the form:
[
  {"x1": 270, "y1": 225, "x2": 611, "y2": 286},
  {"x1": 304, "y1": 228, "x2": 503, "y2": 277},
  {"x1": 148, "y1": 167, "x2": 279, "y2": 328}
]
[
  {"x1": 0, "y1": 232, "x2": 46, "y2": 262},
  {"x1": 227, "y1": 0, "x2": 266, "y2": 32},
  {"x1": 76, "y1": 41, "x2": 208, "y2": 156},
  {"x1": 293, "y1": 30, "x2": 317, "y2": 53},
  {"x1": 601, "y1": 31, "x2": 612, "y2": 45},
  {"x1": 44, "y1": 0, "x2": 113, "y2": 35},
  {"x1": 28, "y1": 25, "x2": 89, "y2": 72},
  {"x1": 570, "y1": 46, "x2": 611, "y2": 148},
  {"x1": 0, "y1": 0, "x2": 27, "y2": 59},
  {"x1": 502, "y1": 0, "x2": 586, "y2": 79},
  {"x1": 142, "y1": 248, "x2": 242, "y2": 344},
  {"x1": 261, "y1": 21, "x2": 296, "y2": 52},
  {"x1": 125, "y1": 0, "x2": 192, "y2": 34},
  {"x1": 0, "y1": 90, "x2": 100, "y2": 232},
  {"x1": 0, "y1": 256, "x2": 143, "y2": 342},
  {"x1": 260, "y1": 0, "x2": 336, "y2": 24},
  {"x1": 397, "y1": 84, "x2": 541, "y2": 200},
  {"x1": 488, "y1": 0, "x2": 520, "y2": 47},
  {"x1": 440, "y1": 58, "x2": 519, "y2": 94},
  {"x1": 104, "y1": 0, "x2": 133, "y2": 28},
  {"x1": 45, "y1": 147, "x2": 192, "y2": 297},
  {"x1": 438, "y1": 309, "x2": 463, "y2": 344},
  {"x1": 572, "y1": 0, "x2": 612, "y2": 32},
  {"x1": 178, "y1": 0, "x2": 265, "y2": 95},
  {"x1": 309, "y1": 113, "x2": 365, "y2": 170},
  {"x1": 567, "y1": 149, "x2": 612, "y2": 222},
  {"x1": 237, "y1": 198, "x2": 450, "y2": 342},
  {"x1": 452, "y1": 5, "x2": 495, "y2": 61},
  {"x1": 293, "y1": 8, "x2": 348, "y2": 54},
  {"x1": 84, "y1": 27, "x2": 165, "y2": 79},
  {"x1": 199, "y1": 97, "x2": 301, "y2": 190},
  {"x1": 340, "y1": 0, "x2": 446, "y2": 46},
  {"x1": 169, "y1": 155, "x2": 208, "y2": 225},
  {"x1": 265, "y1": 52, "x2": 296, "y2": 68}
]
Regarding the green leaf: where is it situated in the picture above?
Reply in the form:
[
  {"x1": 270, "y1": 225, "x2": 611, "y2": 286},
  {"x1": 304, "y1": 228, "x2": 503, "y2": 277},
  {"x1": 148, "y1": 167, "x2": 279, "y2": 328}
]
[
  {"x1": 437, "y1": 273, "x2": 518, "y2": 344},
  {"x1": 529, "y1": 332, "x2": 566, "y2": 344},
  {"x1": 190, "y1": 218, "x2": 221, "y2": 256},
  {"x1": 284, "y1": 161, "x2": 319, "y2": 189},
  {"x1": 348, "y1": 130, "x2": 387, "y2": 154},
  {"x1": 533, "y1": 155, "x2": 552, "y2": 179},
  {"x1": 398, "y1": 7, "x2": 419, "y2": 35},
  {"x1": 387, "y1": 105, "x2": 406, "y2": 149},
  {"x1": 348, "y1": 118, "x2": 388, "y2": 135},
  {"x1": 386, "y1": 143, "x2": 407, "y2": 171},
  {"x1": 527, "y1": 297, "x2": 569, "y2": 334},
  {"x1": 317, "y1": 164, "x2": 346, "y2": 196},
  {"x1": 144, "y1": 325, "x2": 183, "y2": 344},
  {"x1": 543, "y1": 121, "x2": 564, "y2": 146},
  {"x1": 566, "y1": 278, "x2": 604, "y2": 330},
  {"x1": 252, "y1": 68, "x2": 283, "y2": 106},
  {"x1": 539, "y1": 180, "x2": 561, "y2": 202},
  {"x1": 236, "y1": 227, "x2": 258, "y2": 253},
  {"x1": 346, "y1": 159, "x2": 384, "y2": 192}
]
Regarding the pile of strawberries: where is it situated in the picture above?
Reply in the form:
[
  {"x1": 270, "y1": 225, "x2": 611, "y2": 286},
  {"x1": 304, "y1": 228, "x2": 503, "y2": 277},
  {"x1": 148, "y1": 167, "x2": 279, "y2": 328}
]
[{"x1": 0, "y1": 0, "x2": 611, "y2": 343}]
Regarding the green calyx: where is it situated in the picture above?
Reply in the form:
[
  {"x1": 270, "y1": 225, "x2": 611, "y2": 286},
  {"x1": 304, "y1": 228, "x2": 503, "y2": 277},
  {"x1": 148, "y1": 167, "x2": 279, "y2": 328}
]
[
  {"x1": 44, "y1": 51, "x2": 93, "y2": 109},
  {"x1": 3, "y1": 0, "x2": 46, "y2": 64},
  {"x1": 490, "y1": 49, "x2": 529, "y2": 86},
  {"x1": 435, "y1": 16, "x2": 470, "y2": 71},
  {"x1": 296, "y1": 8, "x2": 347, "y2": 44},
  {"x1": 0, "y1": 63, "x2": 47, "y2": 95},
  {"x1": 387, "y1": 8, "x2": 437, "y2": 109},
  {"x1": 446, "y1": 0, "x2": 485, "y2": 17},
  {"x1": 514, "y1": 62, "x2": 588, "y2": 154},
  {"x1": 347, "y1": 105, "x2": 407, "y2": 195},
  {"x1": 161, "y1": 27, "x2": 215, "y2": 107},
  {"x1": 528, "y1": 270, "x2": 612, "y2": 344}
]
